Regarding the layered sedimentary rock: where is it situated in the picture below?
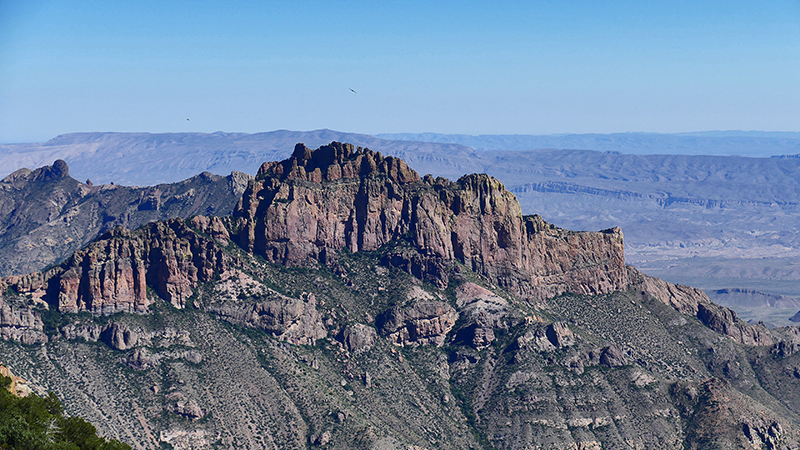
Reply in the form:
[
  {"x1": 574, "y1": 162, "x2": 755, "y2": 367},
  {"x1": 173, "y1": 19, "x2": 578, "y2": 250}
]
[
  {"x1": 377, "y1": 300, "x2": 459, "y2": 347},
  {"x1": 234, "y1": 142, "x2": 627, "y2": 303},
  {"x1": 4, "y1": 219, "x2": 228, "y2": 314}
]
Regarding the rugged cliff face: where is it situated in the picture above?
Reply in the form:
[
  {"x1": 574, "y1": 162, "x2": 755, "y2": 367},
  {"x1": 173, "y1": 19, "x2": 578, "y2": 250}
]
[
  {"x1": 0, "y1": 297, "x2": 48, "y2": 345},
  {"x1": 4, "y1": 218, "x2": 229, "y2": 314},
  {"x1": 233, "y1": 142, "x2": 627, "y2": 304},
  {"x1": 0, "y1": 160, "x2": 250, "y2": 276},
  {"x1": 0, "y1": 144, "x2": 626, "y2": 316}
]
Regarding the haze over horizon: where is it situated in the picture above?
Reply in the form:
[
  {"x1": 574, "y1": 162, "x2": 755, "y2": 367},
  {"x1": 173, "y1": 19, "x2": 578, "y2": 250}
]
[{"x1": 2, "y1": 1, "x2": 799, "y2": 143}]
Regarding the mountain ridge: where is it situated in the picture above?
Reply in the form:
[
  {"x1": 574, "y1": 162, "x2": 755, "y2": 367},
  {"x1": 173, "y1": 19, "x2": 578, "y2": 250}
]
[
  {"x1": 3, "y1": 142, "x2": 800, "y2": 449},
  {"x1": 2, "y1": 131, "x2": 799, "y2": 322},
  {"x1": 377, "y1": 131, "x2": 800, "y2": 156},
  {"x1": 0, "y1": 159, "x2": 250, "y2": 276}
]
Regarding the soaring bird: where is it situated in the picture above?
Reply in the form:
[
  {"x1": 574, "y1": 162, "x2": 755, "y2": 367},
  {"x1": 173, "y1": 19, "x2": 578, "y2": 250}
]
[{"x1": 349, "y1": 88, "x2": 357, "y2": 94}]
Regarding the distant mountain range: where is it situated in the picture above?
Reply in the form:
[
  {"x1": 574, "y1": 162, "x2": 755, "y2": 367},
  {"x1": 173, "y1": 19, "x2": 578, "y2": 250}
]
[
  {"x1": 0, "y1": 130, "x2": 477, "y2": 186},
  {"x1": 377, "y1": 131, "x2": 800, "y2": 156}
]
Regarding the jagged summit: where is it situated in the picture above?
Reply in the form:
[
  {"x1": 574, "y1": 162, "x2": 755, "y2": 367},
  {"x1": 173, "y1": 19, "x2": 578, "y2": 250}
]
[
  {"x1": 2, "y1": 159, "x2": 69, "y2": 185},
  {"x1": 2, "y1": 142, "x2": 626, "y2": 316},
  {"x1": 256, "y1": 141, "x2": 420, "y2": 185}
]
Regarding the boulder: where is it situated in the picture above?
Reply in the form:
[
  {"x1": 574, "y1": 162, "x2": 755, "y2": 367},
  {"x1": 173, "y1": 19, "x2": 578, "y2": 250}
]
[
  {"x1": 378, "y1": 301, "x2": 458, "y2": 347},
  {"x1": 341, "y1": 324, "x2": 378, "y2": 354},
  {"x1": 599, "y1": 345, "x2": 627, "y2": 367}
]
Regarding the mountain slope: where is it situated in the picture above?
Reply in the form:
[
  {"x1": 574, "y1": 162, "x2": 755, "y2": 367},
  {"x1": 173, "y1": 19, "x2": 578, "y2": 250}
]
[{"x1": 2, "y1": 143, "x2": 800, "y2": 449}]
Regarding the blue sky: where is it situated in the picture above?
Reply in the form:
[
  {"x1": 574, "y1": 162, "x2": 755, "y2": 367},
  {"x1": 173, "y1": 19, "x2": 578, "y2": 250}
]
[{"x1": 1, "y1": 0, "x2": 799, "y2": 143}]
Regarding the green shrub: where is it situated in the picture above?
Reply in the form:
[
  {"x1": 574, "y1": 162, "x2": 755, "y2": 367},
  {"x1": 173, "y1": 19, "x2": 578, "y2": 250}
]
[{"x1": 0, "y1": 375, "x2": 131, "y2": 450}]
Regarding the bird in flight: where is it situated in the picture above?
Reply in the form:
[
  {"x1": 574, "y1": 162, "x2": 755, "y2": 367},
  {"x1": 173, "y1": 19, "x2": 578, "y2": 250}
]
[
  {"x1": 349, "y1": 88, "x2": 357, "y2": 94},
  {"x1": 186, "y1": 118, "x2": 190, "y2": 121}
]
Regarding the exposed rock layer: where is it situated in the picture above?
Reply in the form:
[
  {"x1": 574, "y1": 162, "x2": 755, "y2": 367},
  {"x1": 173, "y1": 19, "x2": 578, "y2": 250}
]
[
  {"x1": 4, "y1": 219, "x2": 228, "y2": 314},
  {"x1": 207, "y1": 292, "x2": 326, "y2": 345},
  {"x1": 0, "y1": 298, "x2": 47, "y2": 344}
]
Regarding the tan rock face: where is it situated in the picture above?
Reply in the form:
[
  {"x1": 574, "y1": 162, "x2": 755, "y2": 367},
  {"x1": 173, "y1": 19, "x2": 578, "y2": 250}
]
[
  {"x1": 0, "y1": 298, "x2": 47, "y2": 344},
  {"x1": 6, "y1": 218, "x2": 228, "y2": 314},
  {"x1": 0, "y1": 362, "x2": 33, "y2": 397},
  {"x1": 207, "y1": 292, "x2": 326, "y2": 345},
  {"x1": 234, "y1": 142, "x2": 628, "y2": 304},
  {"x1": 378, "y1": 300, "x2": 459, "y2": 347}
]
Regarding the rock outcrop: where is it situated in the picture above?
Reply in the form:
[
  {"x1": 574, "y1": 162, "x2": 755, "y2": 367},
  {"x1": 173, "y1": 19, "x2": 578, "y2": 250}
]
[
  {"x1": 599, "y1": 344, "x2": 627, "y2": 367},
  {"x1": 4, "y1": 219, "x2": 228, "y2": 314},
  {"x1": 680, "y1": 378, "x2": 791, "y2": 450},
  {"x1": 454, "y1": 282, "x2": 509, "y2": 347},
  {"x1": 190, "y1": 215, "x2": 231, "y2": 247},
  {"x1": 516, "y1": 322, "x2": 576, "y2": 352},
  {"x1": 340, "y1": 323, "x2": 378, "y2": 354},
  {"x1": 234, "y1": 142, "x2": 627, "y2": 304},
  {"x1": 0, "y1": 298, "x2": 47, "y2": 344},
  {"x1": 207, "y1": 292, "x2": 326, "y2": 345},
  {"x1": 0, "y1": 361, "x2": 33, "y2": 397},
  {"x1": 378, "y1": 301, "x2": 458, "y2": 347},
  {"x1": 101, "y1": 322, "x2": 140, "y2": 351}
]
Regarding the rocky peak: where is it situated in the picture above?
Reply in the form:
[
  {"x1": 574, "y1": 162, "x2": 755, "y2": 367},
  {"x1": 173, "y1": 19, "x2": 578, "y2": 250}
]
[
  {"x1": 256, "y1": 141, "x2": 420, "y2": 185},
  {"x1": 1, "y1": 159, "x2": 70, "y2": 187},
  {"x1": 32, "y1": 159, "x2": 70, "y2": 182},
  {"x1": 235, "y1": 142, "x2": 627, "y2": 304},
  {"x1": 3, "y1": 142, "x2": 624, "y2": 316}
]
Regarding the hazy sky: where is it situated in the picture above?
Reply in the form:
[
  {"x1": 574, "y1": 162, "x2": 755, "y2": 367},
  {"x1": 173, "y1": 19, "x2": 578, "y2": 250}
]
[{"x1": 1, "y1": 0, "x2": 799, "y2": 143}]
